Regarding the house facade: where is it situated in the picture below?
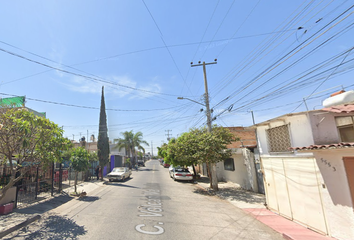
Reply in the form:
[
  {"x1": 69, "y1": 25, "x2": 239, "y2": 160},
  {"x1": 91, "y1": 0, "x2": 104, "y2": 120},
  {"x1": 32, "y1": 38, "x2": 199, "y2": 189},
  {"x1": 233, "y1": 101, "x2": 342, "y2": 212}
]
[
  {"x1": 215, "y1": 127, "x2": 264, "y2": 193},
  {"x1": 253, "y1": 104, "x2": 354, "y2": 240}
]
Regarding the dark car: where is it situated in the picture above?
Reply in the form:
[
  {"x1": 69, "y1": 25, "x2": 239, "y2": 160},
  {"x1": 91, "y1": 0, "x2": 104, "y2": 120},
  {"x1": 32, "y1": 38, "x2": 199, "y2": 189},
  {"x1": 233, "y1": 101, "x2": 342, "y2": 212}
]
[{"x1": 137, "y1": 160, "x2": 145, "y2": 167}]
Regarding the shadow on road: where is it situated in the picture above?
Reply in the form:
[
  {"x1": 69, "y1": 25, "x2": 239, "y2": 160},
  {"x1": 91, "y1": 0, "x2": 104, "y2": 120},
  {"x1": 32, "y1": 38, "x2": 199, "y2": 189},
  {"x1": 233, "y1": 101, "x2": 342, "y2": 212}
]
[
  {"x1": 103, "y1": 182, "x2": 140, "y2": 189},
  {"x1": 7, "y1": 215, "x2": 86, "y2": 240},
  {"x1": 138, "y1": 168, "x2": 159, "y2": 171},
  {"x1": 77, "y1": 196, "x2": 100, "y2": 202}
]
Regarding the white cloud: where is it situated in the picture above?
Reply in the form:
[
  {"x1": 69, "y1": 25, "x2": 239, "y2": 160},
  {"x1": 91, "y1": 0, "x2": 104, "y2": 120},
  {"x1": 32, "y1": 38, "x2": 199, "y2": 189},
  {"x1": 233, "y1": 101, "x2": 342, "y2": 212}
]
[{"x1": 63, "y1": 75, "x2": 162, "y2": 99}]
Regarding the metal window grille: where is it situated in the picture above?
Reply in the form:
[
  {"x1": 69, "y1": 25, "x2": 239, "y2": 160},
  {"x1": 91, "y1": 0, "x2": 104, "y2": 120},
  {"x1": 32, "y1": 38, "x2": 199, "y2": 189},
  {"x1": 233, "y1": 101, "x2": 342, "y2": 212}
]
[{"x1": 266, "y1": 125, "x2": 291, "y2": 152}]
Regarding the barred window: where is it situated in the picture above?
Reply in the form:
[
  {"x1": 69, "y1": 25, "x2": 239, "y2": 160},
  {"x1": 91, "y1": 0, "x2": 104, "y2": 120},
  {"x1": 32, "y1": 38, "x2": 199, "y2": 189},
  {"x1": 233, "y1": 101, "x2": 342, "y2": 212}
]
[
  {"x1": 266, "y1": 124, "x2": 291, "y2": 152},
  {"x1": 335, "y1": 116, "x2": 354, "y2": 142},
  {"x1": 224, "y1": 158, "x2": 235, "y2": 171}
]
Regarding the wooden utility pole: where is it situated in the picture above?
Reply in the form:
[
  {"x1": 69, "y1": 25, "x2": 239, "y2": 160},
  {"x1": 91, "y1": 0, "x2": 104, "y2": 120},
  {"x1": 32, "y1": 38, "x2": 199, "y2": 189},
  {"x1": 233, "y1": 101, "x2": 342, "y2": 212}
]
[{"x1": 191, "y1": 60, "x2": 218, "y2": 190}]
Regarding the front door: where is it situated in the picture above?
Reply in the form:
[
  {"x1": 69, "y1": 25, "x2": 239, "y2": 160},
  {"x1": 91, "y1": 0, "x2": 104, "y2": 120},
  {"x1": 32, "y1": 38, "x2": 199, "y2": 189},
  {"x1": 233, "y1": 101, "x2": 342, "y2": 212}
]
[{"x1": 343, "y1": 157, "x2": 354, "y2": 206}]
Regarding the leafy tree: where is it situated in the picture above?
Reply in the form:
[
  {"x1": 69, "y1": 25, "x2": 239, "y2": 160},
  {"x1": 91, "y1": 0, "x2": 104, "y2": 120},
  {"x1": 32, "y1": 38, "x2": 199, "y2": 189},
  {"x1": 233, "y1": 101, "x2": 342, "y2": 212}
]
[
  {"x1": 97, "y1": 86, "x2": 110, "y2": 180},
  {"x1": 163, "y1": 126, "x2": 236, "y2": 190},
  {"x1": 88, "y1": 151, "x2": 98, "y2": 162},
  {"x1": 0, "y1": 108, "x2": 71, "y2": 200},
  {"x1": 70, "y1": 147, "x2": 90, "y2": 194}
]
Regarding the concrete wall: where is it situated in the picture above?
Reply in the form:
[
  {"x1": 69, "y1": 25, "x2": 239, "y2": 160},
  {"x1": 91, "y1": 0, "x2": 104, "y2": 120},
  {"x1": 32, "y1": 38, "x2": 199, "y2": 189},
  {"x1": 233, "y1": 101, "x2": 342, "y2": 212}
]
[
  {"x1": 309, "y1": 111, "x2": 354, "y2": 144},
  {"x1": 0, "y1": 187, "x2": 16, "y2": 205},
  {"x1": 216, "y1": 149, "x2": 258, "y2": 191},
  {"x1": 257, "y1": 114, "x2": 314, "y2": 155},
  {"x1": 313, "y1": 149, "x2": 354, "y2": 240}
]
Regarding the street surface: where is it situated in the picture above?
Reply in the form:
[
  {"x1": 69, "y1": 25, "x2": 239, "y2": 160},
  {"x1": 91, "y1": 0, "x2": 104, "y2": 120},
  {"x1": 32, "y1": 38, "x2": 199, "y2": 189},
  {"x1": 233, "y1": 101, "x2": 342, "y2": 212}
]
[{"x1": 6, "y1": 160, "x2": 283, "y2": 240}]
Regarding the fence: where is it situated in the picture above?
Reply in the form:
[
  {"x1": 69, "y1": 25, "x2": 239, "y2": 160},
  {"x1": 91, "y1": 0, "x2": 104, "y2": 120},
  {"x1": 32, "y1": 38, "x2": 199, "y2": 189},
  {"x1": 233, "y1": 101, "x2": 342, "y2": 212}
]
[{"x1": 1, "y1": 161, "x2": 105, "y2": 208}]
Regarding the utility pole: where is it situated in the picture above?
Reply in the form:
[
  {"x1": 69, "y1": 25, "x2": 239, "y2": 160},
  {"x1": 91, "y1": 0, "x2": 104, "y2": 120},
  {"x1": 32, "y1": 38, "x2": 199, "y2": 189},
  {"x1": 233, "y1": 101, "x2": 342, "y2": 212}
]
[
  {"x1": 165, "y1": 130, "x2": 172, "y2": 141},
  {"x1": 191, "y1": 59, "x2": 218, "y2": 191}
]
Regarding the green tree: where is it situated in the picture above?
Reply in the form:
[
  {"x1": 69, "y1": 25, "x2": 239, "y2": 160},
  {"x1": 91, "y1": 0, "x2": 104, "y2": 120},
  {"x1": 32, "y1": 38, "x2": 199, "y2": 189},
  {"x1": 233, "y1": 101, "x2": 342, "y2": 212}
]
[
  {"x1": 70, "y1": 147, "x2": 90, "y2": 194},
  {"x1": 97, "y1": 86, "x2": 110, "y2": 180},
  {"x1": 88, "y1": 151, "x2": 98, "y2": 162},
  {"x1": 164, "y1": 126, "x2": 236, "y2": 190},
  {"x1": 114, "y1": 130, "x2": 149, "y2": 165},
  {"x1": 0, "y1": 108, "x2": 71, "y2": 200},
  {"x1": 114, "y1": 130, "x2": 134, "y2": 159},
  {"x1": 132, "y1": 131, "x2": 149, "y2": 165}
]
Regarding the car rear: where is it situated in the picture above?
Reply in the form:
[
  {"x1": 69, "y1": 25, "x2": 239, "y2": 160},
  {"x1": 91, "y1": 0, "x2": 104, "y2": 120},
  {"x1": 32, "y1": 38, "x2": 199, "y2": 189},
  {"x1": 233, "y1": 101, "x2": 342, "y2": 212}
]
[{"x1": 173, "y1": 168, "x2": 193, "y2": 181}]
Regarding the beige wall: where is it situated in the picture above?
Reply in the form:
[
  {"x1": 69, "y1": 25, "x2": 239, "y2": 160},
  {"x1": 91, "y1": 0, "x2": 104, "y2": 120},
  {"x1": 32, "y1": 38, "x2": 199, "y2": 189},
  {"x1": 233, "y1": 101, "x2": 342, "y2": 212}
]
[
  {"x1": 216, "y1": 149, "x2": 258, "y2": 191},
  {"x1": 313, "y1": 149, "x2": 354, "y2": 240},
  {"x1": 0, "y1": 186, "x2": 16, "y2": 205}
]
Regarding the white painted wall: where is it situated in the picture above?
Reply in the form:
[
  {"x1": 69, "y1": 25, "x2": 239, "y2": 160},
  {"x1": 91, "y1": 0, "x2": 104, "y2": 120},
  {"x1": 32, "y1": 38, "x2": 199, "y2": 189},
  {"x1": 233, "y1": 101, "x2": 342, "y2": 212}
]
[
  {"x1": 313, "y1": 149, "x2": 354, "y2": 240},
  {"x1": 257, "y1": 114, "x2": 314, "y2": 155},
  {"x1": 216, "y1": 150, "x2": 258, "y2": 191}
]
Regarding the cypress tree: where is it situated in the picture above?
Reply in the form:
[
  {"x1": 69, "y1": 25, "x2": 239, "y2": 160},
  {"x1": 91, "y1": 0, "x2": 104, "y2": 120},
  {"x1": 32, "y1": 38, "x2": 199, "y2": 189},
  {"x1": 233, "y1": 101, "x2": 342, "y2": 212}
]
[{"x1": 97, "y1": 86, "x2": 110, "y2": 180}]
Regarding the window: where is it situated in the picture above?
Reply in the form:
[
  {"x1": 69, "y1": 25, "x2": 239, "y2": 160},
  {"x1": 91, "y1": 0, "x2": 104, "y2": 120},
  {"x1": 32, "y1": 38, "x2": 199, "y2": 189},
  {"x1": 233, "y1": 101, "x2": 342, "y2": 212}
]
[
  {"x1": 266, "y1": 124, "x2": 291, "y2": 152},
  {"x1": 335, "y1": 116, "x2": 354, "y2": 142},
  {"x1": 224, "y1": 158, "x2": 235, "y2": 171}
]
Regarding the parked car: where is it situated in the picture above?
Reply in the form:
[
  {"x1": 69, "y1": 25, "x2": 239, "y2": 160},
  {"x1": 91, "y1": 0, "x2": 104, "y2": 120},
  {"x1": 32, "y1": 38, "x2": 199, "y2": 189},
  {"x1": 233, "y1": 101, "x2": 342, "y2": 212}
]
[
  {"x1": 170, "y1": 168, "x2": 193, "y2": 182},
  {"x1": 163, "y1": 162, "x2": 170, "y2": 168},
  {"x1": 107, "y1": 167, "x2": 132, "y2": 182},
  {"x1": 169, "y1": 165, "x2": 181, "y2": 177},
  {"x1": 137, "y1": 160, "x2": 145, "y2": 167}
]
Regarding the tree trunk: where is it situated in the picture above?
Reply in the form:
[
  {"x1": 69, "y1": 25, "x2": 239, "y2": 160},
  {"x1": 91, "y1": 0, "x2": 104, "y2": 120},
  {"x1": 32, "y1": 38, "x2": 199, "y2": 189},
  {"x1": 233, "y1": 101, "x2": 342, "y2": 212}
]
[
  {"x1": 210, "y1": 163, "x2": 219, "y2": 191},
  {"x1": 192, "y1": 165, "x2": 197, "y2": 177},
  {"x1": 74, "y1": 171, "x2": 78, "y2": 194}
]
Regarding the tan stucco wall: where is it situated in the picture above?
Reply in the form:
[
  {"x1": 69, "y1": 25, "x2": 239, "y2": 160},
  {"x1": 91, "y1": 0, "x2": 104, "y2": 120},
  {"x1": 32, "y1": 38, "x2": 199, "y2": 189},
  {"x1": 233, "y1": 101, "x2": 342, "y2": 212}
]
[
  {"x1": 216, "y1": 151, "x2": 257, "y2": 191},
  {"x1": 313, "y1": 149, "x2": 354, "y2": 240},
  {"x1": 0, "y1": 187, "x2": 16, "y2": 205}
]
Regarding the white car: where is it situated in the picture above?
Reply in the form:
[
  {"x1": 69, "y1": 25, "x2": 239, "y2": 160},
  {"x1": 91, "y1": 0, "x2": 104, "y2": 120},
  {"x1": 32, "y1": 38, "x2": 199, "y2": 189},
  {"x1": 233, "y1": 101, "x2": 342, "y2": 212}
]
[
  {"x1": 170, "y1": 168, "x2": 193, "y2": 182},
  {"x1": 107, "y1": 167, "x2": 132, "y2": 182}
]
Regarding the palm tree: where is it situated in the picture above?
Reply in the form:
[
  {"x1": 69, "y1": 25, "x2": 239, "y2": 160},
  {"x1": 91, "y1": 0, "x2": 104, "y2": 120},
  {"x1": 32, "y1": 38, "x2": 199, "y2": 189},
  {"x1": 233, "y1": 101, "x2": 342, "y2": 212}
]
[
  {"x1": 132, "y1": 131, "x2": 149, "y2": 165},
  {"x1": 114, "y1": 130, "x2": 134, "y2": 158},
  {"x1": 114, "y1": 131, "x2": 149, "y2": 166}
]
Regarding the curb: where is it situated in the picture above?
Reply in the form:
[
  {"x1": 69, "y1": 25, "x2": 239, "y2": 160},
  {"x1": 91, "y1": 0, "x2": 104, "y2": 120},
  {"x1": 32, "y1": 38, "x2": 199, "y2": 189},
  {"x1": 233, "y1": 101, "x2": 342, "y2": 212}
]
[{"x1": 0, "y1": 215, "x2": 41, "y2": 239}]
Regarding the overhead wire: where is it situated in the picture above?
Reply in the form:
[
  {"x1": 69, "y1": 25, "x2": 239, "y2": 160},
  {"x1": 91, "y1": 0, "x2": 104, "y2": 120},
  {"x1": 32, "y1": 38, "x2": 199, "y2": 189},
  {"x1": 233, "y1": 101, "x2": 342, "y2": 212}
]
[
  {"x1": 210, "y1": 0, "x2": 314, "y2": 99},
  {"x1": 141, "y1": 0, "x2": 193, "y2": 96},
  {"x1": 291, "y1": 46, "x2": 354, "y2": 112},
  {"x1": 214, "y1": 4, "x2": 354, "y2": 111}
]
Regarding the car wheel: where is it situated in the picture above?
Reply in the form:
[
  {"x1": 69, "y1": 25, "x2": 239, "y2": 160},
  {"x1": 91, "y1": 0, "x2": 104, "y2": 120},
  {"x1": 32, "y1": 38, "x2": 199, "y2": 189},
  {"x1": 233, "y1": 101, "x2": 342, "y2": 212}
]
[
  {"x1": 173, "y1": 177, "x2": 177, "y2": 181},
  {"x1": 109, "y1": 179, "x2": 112, "y2": 182},
  {"x1": 122, "y1": 177, "x2": 125, "y2": 181}
]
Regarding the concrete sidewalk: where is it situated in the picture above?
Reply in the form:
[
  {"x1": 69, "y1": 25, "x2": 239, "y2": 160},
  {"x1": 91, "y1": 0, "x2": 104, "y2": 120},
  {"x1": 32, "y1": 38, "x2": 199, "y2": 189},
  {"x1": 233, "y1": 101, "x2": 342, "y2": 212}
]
[
  {"x1": 196, "y1": 177, "x2": 336, "y2": 240},
  {"x1": 0, "y1": 179, "x2": 105, "y2": 238}
]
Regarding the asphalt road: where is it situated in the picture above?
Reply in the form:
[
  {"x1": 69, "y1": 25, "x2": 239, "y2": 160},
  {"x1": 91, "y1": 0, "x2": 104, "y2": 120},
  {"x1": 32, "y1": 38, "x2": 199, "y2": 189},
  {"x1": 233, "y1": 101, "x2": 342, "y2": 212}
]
[{"x1": 8, "y1": 160, "x2": 283, "y2": 240}]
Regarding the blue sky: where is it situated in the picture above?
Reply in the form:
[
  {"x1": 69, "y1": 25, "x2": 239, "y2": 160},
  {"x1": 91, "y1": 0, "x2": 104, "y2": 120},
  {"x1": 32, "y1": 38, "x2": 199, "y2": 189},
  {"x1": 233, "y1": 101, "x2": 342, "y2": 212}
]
[{"x1": 1, "y1": 1, "x2": 354, "y2": 155}]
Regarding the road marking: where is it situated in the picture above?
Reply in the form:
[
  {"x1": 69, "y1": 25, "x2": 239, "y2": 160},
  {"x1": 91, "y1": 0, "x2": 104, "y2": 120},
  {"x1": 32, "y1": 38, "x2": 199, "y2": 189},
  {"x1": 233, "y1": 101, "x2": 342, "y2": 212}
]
[
  {"x1": 136, "y1": 188, "x2": 165, "y2": 235},
  {"x1": 135, "y1": 224, "x2": 164, "y2": 235}
]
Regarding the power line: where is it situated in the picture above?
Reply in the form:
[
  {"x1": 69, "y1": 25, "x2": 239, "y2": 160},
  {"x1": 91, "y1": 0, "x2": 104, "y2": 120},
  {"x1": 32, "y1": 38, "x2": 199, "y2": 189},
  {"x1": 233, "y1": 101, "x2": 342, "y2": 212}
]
[
  {"x1": 0, "y1": 92, "x2": 185, "y2": 112},
  {"x1": 0, "y1": 46, "x2": 180, "y2": 97}
]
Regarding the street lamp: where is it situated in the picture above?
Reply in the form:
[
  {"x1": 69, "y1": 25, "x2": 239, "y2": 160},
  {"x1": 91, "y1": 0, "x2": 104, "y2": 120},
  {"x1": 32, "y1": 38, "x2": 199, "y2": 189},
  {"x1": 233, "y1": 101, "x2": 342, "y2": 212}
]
[{"x1": 177, "y1": 97, "x2": 206, "y2": 106}]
